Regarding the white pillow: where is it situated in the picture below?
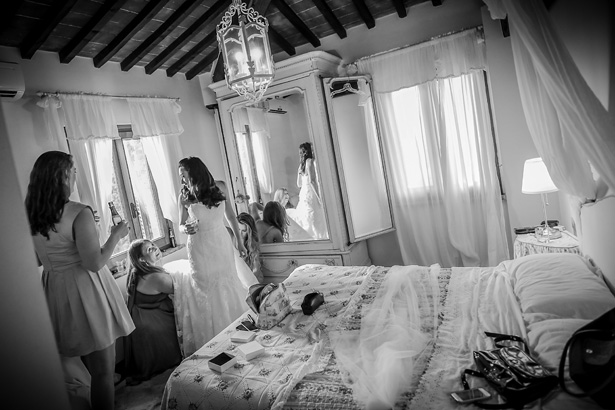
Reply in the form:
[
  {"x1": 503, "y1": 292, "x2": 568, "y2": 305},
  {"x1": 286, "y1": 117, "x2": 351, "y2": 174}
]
[{"x1": 498, "y1": 253, "x2": 615, "y2": 320}]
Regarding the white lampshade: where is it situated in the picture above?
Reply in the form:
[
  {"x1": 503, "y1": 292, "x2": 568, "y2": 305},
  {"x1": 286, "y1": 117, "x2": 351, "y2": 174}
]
[{"x1": 522, "y1": 157, "x2": 558, "y2": 194}]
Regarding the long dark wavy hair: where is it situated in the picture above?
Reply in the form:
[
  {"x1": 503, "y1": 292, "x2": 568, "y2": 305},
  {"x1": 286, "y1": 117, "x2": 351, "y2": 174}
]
[
  {"x1": 126, "y1": 239, "x2": 166, "y2": 300},
  {"x1": 237, "y1": 212, "x2": 260, "y2": 272},
  {"x1": 25, "y1": 151, "x2": 74, "y2": 239},
  {"x1": 178, "y1": 157, "x2": 225, "y2": 208},
  {"x1": 299, "y1": 142, "x2": 314, "y2": 174},
  {"x1": 263, "y1": 201, "x2": 289, "y2": 241}
]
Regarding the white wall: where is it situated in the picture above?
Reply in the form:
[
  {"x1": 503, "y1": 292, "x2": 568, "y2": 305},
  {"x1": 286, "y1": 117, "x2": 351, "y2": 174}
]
[{"x1": 0, "y1": 46, "x2": 225, "y2": 195}]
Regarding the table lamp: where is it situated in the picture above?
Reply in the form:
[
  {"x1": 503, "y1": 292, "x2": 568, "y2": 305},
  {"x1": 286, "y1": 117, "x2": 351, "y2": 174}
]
[{"x1": 521, "y1": 157, "x2": 561, "y2": 242}]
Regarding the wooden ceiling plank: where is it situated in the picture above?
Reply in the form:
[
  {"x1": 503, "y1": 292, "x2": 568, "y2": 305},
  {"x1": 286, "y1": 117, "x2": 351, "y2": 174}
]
[
  {"x1": 0, "y1": 0, "x2": 25, "y2": 33},
  {"x1": 391, "y1": 0, "x2": 407, "y2": 18},
  {"x1": 60, "y1": 0, "x2": 129, "y2": 64},
  {"x1": 271, "y1": 0, "x2": 320, "y2": 48},
  {"x1": 251, "y1": 0, "x2": 273, "y2": 15},
  {"x1": 269, "y1": 26, "x2": 295, "y2": 56},
  {"x1": 121, "y1": 0, "x2": 203, "y2": 72},
  {"x1": 351, "y1": 0, "x2": 375, "y2": 29},
  {"x1": 145, "y1": 0, "x2": 231, "y2": 75},
  {"x1": 20, "y1": 0, "x2": 80, "y2": 59},
  {"x1": 186, "y1": 47, "x2": 220, "y2": 80},
  {"x1": 93, "y1": 0, "x2": 167, "y2": 68},
  {"x1": 166, "y1": 30, "x2": 216, "y2": 77},
  {"x1": 311, "y1": 0, "x2": 346, "y2": 39}
]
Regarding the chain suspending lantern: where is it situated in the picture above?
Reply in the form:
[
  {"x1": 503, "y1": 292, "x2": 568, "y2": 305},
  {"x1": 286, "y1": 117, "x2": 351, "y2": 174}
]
[{"x1": 216, "y1": 0, "x2": 275, "y2": 102}]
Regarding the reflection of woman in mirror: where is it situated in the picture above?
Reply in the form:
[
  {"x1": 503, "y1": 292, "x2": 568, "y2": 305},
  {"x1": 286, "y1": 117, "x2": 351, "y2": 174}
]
[
  {"x1": 236, "y1": 212, "x2": 263, "y2": 283},
  {"x1": 274, "y1": 187, "x2": 312, "y2": 241},
  {"x1": 256, "y1": 201, "x2": 288, "y2": 243},
  {"x1": 273, "y1": 188, "x2": 294, "y2": 208},
  {"x1": 289, "y1": 142, "x2": 328, "y2": 240}
]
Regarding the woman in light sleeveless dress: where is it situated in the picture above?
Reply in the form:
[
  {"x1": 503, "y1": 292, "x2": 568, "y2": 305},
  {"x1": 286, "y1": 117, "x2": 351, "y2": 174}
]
[
  {"x1": 26, "y1": 151, "x2": 134, "y2": 410},
  {"x1": 169, "y1": 157, "x2": 254, "y2": 356},
  {"x1": 287, "y1": 142, "x2": 328, "y2": 240}
]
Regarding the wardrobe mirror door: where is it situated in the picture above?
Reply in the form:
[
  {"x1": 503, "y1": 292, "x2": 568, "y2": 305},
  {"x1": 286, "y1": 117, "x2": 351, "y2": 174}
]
[
  {"x1": 323, "y1": 76, "x2": 394, "y2": 242},
  {"x1": 228, "y1": 88, "x2": 330, "y2": 243}
]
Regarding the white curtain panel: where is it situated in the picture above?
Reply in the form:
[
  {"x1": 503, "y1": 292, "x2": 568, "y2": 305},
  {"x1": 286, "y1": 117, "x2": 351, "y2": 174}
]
[
  {"x1": 60, "y1": 94, "x2": 120, "y2": 141},
  {"x1": 252, "y1": 131, "x2": 274, "y2": 195},
  {"x1": 126, "y1": 98, "x2": 184, "y2": 138},
  {"x1": 127, "y1": 98, "x2": 184, "y2": 239},
  {"x1": 36, "y1": 95, "x2": 68, "y2": 150},
  {"x1": 357, "y1": 29, "x2": 509, "y2": 267},
  {"x1": 59, "y1": 94, "x2": 119, "y2": 243},
  {"x1": 70, "y1": 138, "x2": 114, "y2": 245},
  {"x1": 484, "y1": 0, "x2": 615, "y2": 199}
]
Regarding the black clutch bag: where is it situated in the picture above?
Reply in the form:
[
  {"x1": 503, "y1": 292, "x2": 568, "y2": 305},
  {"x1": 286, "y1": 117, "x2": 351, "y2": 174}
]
[{"x1": 301, "y1": 292, "x2": 324, "y2": 315}]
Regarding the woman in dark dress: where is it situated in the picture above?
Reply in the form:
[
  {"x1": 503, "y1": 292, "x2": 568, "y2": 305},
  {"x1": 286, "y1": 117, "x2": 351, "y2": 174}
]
[{"x1": 123, "y1": 239, "x2": 182, "y2": 383}]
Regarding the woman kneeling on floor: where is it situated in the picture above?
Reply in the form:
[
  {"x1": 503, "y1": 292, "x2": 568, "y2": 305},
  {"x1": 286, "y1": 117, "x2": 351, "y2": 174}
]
[{"x1": 123, "y1": 239, "x2": 182, "y2": 384}]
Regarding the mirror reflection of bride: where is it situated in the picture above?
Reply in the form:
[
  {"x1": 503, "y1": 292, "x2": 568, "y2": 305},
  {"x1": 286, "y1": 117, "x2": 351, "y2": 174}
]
[{"x1": 286, "y1": 142, "x2": 328, "y2": 240}]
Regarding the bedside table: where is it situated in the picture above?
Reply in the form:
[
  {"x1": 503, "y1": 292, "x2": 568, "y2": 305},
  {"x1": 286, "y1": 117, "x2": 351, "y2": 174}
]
[{"x1": 514, "y1": 229, "x2": 581, "y2": 259}]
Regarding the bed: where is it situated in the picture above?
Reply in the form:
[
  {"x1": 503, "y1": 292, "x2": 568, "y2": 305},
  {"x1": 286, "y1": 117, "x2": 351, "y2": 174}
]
[{"x1": 161, "y1": 253, "x2": 615, "y2": 410}]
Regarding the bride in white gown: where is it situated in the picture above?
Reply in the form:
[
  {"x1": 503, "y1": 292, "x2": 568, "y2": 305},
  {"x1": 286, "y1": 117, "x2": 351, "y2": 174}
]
[
  {"x1": 166, "y1": 157, "x2": 256, "y2": 356},
  {"x1": 286, "y1": 142, "x2": 328, "y2": 240}
]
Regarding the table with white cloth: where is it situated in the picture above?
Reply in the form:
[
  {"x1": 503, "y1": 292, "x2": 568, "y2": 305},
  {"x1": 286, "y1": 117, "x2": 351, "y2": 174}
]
[{"x1": 514, "y1": 229, "x2": 580, "y2": 259}]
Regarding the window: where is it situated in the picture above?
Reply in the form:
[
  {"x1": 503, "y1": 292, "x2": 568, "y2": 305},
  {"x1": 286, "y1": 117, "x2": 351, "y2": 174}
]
[
  {"x1": 107, "y1": 126, "x2": 171, "y2": 262},
  {"x1": 389, "y1": 72, "x2": 502, "y2": 196}
]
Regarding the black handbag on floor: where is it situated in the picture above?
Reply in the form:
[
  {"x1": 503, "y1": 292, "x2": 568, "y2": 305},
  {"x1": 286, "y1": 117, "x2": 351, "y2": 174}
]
[
  {"x1": 558, "y1": 307, "x2": 615, "y2": 409},
  {"x1": 462, "y1": 332, "x2": 558, "y2": 409}
]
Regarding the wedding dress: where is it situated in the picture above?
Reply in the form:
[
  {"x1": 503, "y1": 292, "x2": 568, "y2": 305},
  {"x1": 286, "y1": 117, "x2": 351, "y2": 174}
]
[
  {"x1": 287, "y1": 159, "x2": 328, "y2": 240},
  {"x1": 166, "y1": 202, "x2": 251, "y2": 356}
]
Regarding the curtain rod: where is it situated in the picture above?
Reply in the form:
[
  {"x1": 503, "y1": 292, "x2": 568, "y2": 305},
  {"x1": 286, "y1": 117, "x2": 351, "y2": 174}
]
[
  {"x1": 353, "y1": 25, "x2": 483, "y2": 64},
  {"x1": 37, "y1": 91, "x2": 180, "y2": 101}
]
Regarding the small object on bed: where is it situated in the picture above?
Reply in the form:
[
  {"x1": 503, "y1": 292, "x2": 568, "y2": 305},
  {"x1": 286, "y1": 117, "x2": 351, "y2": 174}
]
[
  {"x1": 301, "y1": 291, "x2": 325, "y2": 315},
  {"x1": 237, "y1": 341, "x2": 265, "y2": 361},
  {"x1": 230, "y1": 330, "x2": 257, "y2": 343},
  {"x1": 207, "y1": 352, "x2": 237, "y2": 373}
]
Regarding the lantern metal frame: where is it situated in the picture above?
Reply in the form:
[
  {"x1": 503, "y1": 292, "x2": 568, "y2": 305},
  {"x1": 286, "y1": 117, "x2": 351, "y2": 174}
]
[{"x1": 216, "y1": 0, "x2": 275, "y2": 102}]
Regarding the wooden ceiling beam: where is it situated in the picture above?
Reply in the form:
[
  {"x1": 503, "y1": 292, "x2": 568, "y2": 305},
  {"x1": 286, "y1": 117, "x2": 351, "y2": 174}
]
[
  {"x1": 145, "y1": 0, "x2": 230, "y2": 75},
  {"x1": 269, "y1": 26, "x2": 295, "y2": 56},
  {"x1": 271, "y1": 0, "x2": 320, "y2": 48},
  {"x1": 60, "y1": 0, "x2": 129, "y2": 64},
  {"x1": 391, "y1": 0, "x2": 407, "y2": 18},
  {"x1": 186, "y1": 47, "x2": 220, "y2": 80},
  {"x1": 352, "y1": 0, "x2": 375, "y2": 29},
  {"x1": 93, "y1": 0, "x2": 167, "y2": 68},
  {"x1": 121, "y1": 0, "x2": 202, "y2": 72},
  {"x1": 312, "y1": 0, "x2": 346, "y2": 39},
  {"x1": 166, "y1": 30, "x2": 216, "y2": 77},
  {"x1": 20, "y1": 0, "x2": 79, "y2": 59}
]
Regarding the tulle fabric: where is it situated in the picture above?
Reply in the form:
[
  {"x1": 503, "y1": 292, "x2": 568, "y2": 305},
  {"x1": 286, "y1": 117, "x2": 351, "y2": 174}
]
[{"x1": 330, "y1": 265, "x2": 440, "y2": 410}]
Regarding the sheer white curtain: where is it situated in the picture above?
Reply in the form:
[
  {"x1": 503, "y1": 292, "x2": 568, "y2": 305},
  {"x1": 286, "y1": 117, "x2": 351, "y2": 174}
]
[
  {"x1": 57, "y1": 94, "x2": 119, "y2": 244},
  {"x1": 357, "y1": 29, "x2": 509, "y2": 267},
  {"x1": 483, "y1": 0, "x2": 615, "y2": 199},
  {"x1": 127, "y1": 98, "x2": 184, "y2": 239}
]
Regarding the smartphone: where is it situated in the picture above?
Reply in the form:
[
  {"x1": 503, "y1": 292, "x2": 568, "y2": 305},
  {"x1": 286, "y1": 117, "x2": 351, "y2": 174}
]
[
  {"x1": 450, "y1": 387, "x2": 491, "y2": 404},
  {"x1": 236, "y1": 320, "x2": 258, "y2": 331}
]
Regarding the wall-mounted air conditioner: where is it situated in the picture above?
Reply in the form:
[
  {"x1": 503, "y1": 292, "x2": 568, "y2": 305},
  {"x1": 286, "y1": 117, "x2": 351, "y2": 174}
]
[{"x1": 0, "y1": 61, "x2": 25, "y2": 101}]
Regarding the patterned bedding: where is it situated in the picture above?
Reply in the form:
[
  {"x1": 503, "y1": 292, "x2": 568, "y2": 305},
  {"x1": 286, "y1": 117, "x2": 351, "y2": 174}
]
[
  {"x1": 161, "y1": 264, "x2": 385, "y2": 410},
  {"x1": 162, "y1": 254, "x2": 615, "y2": 410}
]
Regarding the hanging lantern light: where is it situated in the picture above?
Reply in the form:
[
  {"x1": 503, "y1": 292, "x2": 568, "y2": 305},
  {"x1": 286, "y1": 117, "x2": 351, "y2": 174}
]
[{"x1": 216, "y1": 0, "x2": 275, "y2": 102}]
